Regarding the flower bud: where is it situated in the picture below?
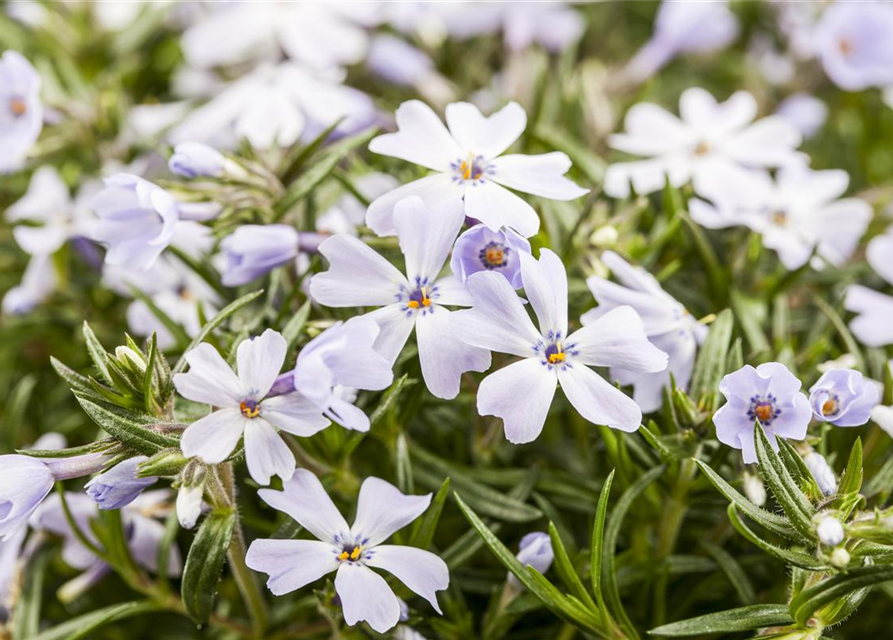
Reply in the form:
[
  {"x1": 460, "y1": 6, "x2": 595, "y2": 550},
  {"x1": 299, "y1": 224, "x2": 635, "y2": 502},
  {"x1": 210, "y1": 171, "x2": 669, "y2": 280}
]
[
  {"x1": 743, "y1": 472, "x2": 766, "y2": 507},
  {"x1": 830, "y1": 547, "x2": 850, "y2": 568},
  {"x1": 176, "y1": 460, "x2": 206, "y2": 530},
  {"x1": 804, "y1": 451, "x2": 837, "y2": 496},
  {"x1": 114, "y1": 345, "x2": 146, "y2": 375},
  {"x1": 169, "y1": 142, "x2": 226, "y2": 179},
  {"x1": 0, "y1": 455, "x2": 55, "y2": 540},
  {"x1": 137, "y1": 449, "x2": 189, "y2": 477},
  {"x1": 591, "y1": 225, "x2": 619, "y2": 247},
  {"x1": 817, "y1": 516, "x2": 845, "y2": 546},
  {"x1": 85, "y1": 456, "x2": 158, "y2": 510},
  {"x1": 219, "y1": 224, "x2": 299, "y2": 286},
  {"x1": 507, "y1": 532, "x2": 553, "y2": 589}
]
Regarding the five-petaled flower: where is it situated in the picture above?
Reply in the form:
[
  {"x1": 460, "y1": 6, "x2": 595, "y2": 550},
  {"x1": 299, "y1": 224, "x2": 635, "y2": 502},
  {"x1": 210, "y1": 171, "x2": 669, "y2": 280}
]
[
  {"x1": 366, "y1": 100, "x2": 588, "y2": 238},
  {"x1": 808, "y1": 368, "x2": 878, "y2": 427},
  {"x1": 175, "y1": 329, "x2": 329, "y2": 485},
  {"x1": 451, "y1": 249, "x2": 668, "y2": 443},
  {"x1": 583, "y1": 251, "x2": 707, "y2": 413},
  {"x1": 0, "y1": 50, "x2": 42, "y2": 173},
  {"x1": 714, "y1": 363, "x2": 812, "y2": 464},
  {"x1": 246, "y1": 469, "x2": 449, "y2": 634},
  {"x1": 310, "y1": 196, "x2": 491, "y2": 400}
]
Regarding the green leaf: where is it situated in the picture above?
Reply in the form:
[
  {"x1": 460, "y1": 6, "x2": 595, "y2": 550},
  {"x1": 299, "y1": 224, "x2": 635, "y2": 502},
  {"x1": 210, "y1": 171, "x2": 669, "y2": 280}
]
[
  {"x1": 776, "y1": 438, "x2": 821, "y2": 500},
  {"x1": 82, "y1": 321, "x2": 113, "y2": 385},
  {"x1": 31, "y1": 601, "x2": 162, "y2": 640},
  {"x1": 694, "y1": 459, "x2": 797, "y2": 539},
  {"x1": 370, "y1": 374, "x2": 414, "y2": 428},
  {"x1": 279, "y1": 117, "x2": 345, "y2": 184},
  {"x1": 700, "y1": 541, "x2": 756, "y2": 604},
  {"x1": 648, "y1": 604, "x2": 792, "y2": 637},
  {"x1": 754, "y1": 423, "x2": 816, "y2": 541},
  {"x1": 281, "y1": 299, "x2": 311, "y2": 350},
  {"x1": 837, "y1": 437, "x2": 863, "y2": 497},
  {"x1": 727, "y1": 505, "x2": 828, "y2": 571},
  {"x1": 173, "y1": 289, "x2": 264, "y2": 375},
  {"x1": 789, "y1": 564, "x2": 893, "y2": 626},
  {"x1": 18, "y1": 439, "x2": 117, "y2": 459},
  {"x1": 453, "y1": 493, "x2": 602, "y2": 635},
  {"x1": 182, "y1": 509, "x2": 237, "y2": 624},
  {"x1": 410, "y1": 477, "x2": 450, "y2": 550},
  {"x1": 689, "y1": 309, "x2": 733, "y2": 412},
  {"x1": 275, "y1": 126, "x2": 378, "y2": 216},
  {"x1": 590, "y1": 468, "x2": 615, "y2": 617},
  {"x1": 603, "y1": 465, "x2": 666, "y2": 640},
  {"x1": 549, "y1": 522, "x2": 597, "y2": 610},
  {"x1": 12, "y1": 546, "x2": 50, "y2": 640},
  {"x1": 51, "y1": 356, "x2": 94, "y2": 394},
  {"x1": 73, "y1": 391, "x2": 180, "y2": 456}
]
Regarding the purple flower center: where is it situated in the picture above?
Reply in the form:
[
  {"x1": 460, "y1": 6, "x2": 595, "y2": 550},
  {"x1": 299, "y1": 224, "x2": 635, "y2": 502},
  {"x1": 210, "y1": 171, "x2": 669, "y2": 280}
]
[
  {"x1": 535, "y1": 332, "x2": 578, "y2": 371},
  {"x1": 332, "y1": 533, "x2": 373, "y2": 564},
  {"x1": 399, "y1": 277, "x2": 438, "y2": 316},
  {"x1": 240, "y1": 399, "x2": 260, "y2": 419},
  {"x1": 451, "y1": 153, "x2": 493, "y2": 185},
  {"x1": 479, "y1": 241, "x2": 509, "y2": 269},
  {"x1": 747, "y1": 394, "x2": 781, "y2": 426}
]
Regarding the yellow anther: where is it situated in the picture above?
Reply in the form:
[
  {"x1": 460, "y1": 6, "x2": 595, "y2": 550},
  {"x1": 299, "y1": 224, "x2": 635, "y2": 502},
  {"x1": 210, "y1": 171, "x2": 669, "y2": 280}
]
[
  {"x1": 694, "y1": 141, "x2": 710, "y2": 156},
  {"x1": 547, "y1": 343, "x2": 566, "y2": 364},
  {"x1": 240, "y1": 401, "x2": 260, "y2": 419},
  {"x1": 350, "y1": 546, "x2": 361, "y2": 560},
  {"x1": 407, "y1": 300, "x2": 420, "y2": 309},
  {"x1": 339, "y1": 551, "x2": 349, "y2": 560},
  {"x1": 821, "y1": 399, "x2": 837, "y2": 416},
  {"x1": 9, "y1": 98, "x2": 26, "y2": 116},
  {"x1": 407, "y1": 287, "x2": 432, "y2": 310}
]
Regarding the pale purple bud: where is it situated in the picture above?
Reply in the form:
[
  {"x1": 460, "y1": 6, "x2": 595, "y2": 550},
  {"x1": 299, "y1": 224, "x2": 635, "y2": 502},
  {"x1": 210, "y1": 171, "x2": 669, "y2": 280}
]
[
  {"x1": 817, "y1": 516, "x2": 845, "y2": 546},
  {"x1": 85, "y1": 457, "x2": 158, "y2": 510},
  {"x1": 809, "y1": 369, "x2": 878, "y2": 427},
  {"x1": 43, "y1": 452, "x2": 110, "y2": 481},
  {"x1": 177, "y1": 201, "x2": 223, "y2": 222},
  {"x1": 219, "y1": 224, "x2": 299, "y2": 286},
  {"x1": 176, "y1": 484, "x2": 203, "y2": 530},
  {"x1": 507, "y1": 531, "x2": 553, "y2": 589},
  {"x1": 169, "y1": 142, "x2": 226, "y2": 178},
  {"x1": 450, "y1": 224, "x2": 531, "y2": 289},
  {"x1": 804, "y1": 451, "x2": 837, "y2": 496}
]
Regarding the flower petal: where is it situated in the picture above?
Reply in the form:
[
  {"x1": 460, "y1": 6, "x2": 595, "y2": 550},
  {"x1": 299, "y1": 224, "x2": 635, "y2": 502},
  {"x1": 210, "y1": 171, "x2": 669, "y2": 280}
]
[
  {"x1": 720, "y1": 115, "x2": 802, "y2": 167},
  {"x1": 558, "y1": 364, "x2": 642, "y2": 432},
  {"x1": 845, "y1": 286, "x2": 893, "y2": 347},
  {"x1": 246, "y1": 539, "x2": 338, "y2": 596},
  {"x1": 568, "y1": 306, "x2": 668, "y2": 373},
  {"x1": 519, "y1": 249, "x2": 567, "y2": 338},
  {"x1": 365, "y1": 545, "x2": 448, "y2": 614},
  {"x1": 180, "y1": 408, "x2": 245, "y2": 464},
  {"x1": 364, "y1": 304, "x2": 416, "y2": 364},
  {"x1": 478, "y1": 358, "x2": 557, "y2": 444},
  {"x1": 365, "y1": 174, "x2": 462, "y2": 237},
  {"x1": 368, "y1": 100, "x2": 463, "y2": 172},
  {"x1": 174, "y1": 343, "x2": 244, "y2": 406},
  {"x1": 490, "y1": 152, "x2": 588, "y2": 200},
  {"x1": 449, "y1": 271, "x2": 540, "y2": 358},
  {"x1": 351, "y1": 477, "x2": 431, "y2": 547},
  {"x1": 335, "y1": 563, "x2": 402, "y2": 633},
  {"x1": 237, "y1": 329, "x2": 286, "y2": 398},
  {"x1": 326, "y1": 396, "x2": 371, "y2": 432},
  {"x1": 445, "y1": 101, "x2": 526, "y2": 158},
  {"x1": 244, "y1": 419, "x2": 295, "y2": 486},
  {"x1": 394, "y1": 196, "x2": 464, "y2": 283},
  {"x1": 433, "y1": 275, "x2": 473, "y2": 307},
  {"x1": 261, "y1": 393, "x2": 331, "y2": 437},
  {"x1": 258, "y1": 469, "x2": 350, "y2": 544},
  {"x1": 463, "y1": 181, "x2": 540, "y2": 238},
  {"x1": 416, "y1": 306, "x2": 491, "y2": 400},
  {"x1": 311, "y1": 234, "x2": 408, "y2": 307}
]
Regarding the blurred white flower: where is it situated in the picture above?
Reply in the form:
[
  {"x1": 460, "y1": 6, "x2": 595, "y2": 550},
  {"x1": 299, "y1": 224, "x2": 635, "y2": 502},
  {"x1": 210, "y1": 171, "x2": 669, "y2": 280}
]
[
  {"x1": 776, "y1": 94, "x2": 828, "y2": 139},
  {"x1": 0, "y1": 51, "x2": 42, "y2": 173},
  {"x1": 845, "y1": 229, "x2": 893, "y2": 347},
  {"x1": 813, "y1": 2, "x2": 893, "y2": 91},
  {"x1": 605, "y1": 88, "x2": 803, "y2": 199}
]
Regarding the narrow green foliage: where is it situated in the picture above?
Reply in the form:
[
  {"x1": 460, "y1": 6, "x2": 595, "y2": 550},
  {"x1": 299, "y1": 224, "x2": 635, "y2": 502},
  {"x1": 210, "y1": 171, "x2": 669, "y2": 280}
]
[
  {"x1": 649, "y1": 604, "x2": 793, "y2": 637},
  {"x1": 182, "y1": 509, "x2": 237, "y2": 624}
]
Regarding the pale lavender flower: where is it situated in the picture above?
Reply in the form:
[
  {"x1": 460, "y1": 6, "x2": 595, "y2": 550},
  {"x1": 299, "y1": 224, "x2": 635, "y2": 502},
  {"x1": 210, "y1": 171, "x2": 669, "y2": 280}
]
[
  {"x1": 175, "y1": 329, "x2": 329, "y2": 485},
  {"x1": 507, "y1": 532, "x2": 554, "y2": 589},
  {"x1": 621, "y1": 0, "x2": 738, "y2": 84},
  {"x1": 450, "y1": 224, "x2": 530, "y2": 289},
  {"x1": 583, "y1": 251, "x2": 707, "y2": 413},
  {"x1": 85, "y1": 457, "x2": 158, "y2": 510},
  {"x1": 605, "y1": 88, "x2": 802, "y2": 199},
  {"x1": 91, "y1": 173, "x2": 180, "y2": 270},
  {"x1": 246, "y1": 470, "x2": 448, "y2": 634},
  {"x1": 0, "y1": 51, "x2": 42, "y2": 173},
  {"x1": 168, "y1": 142, "x2": 227, "y2": 178},
  {"x1": 292, "y1": 317, "x2": 394, "y2": 433},
  {"x1": 366, "y1": 100, "x2": 587, "y2": 238},
  {"x1": 809, "y1": 369, "x2": 878, "y2": 427},
  {"x1": 813, "y1": 2, "x2": 893, "y2": 91},
  {"x1": 777, "y1": 93, "x2": 828, "y2": 139},
  {"x1": 310, "y1": 197, "x2": 491, "y2": 400},
  {"x1": 0, "y1": 456, "x2": 55, "y2": 541},
  {"x1": 714, "y1": 363, "x2": 812, "y2": 464},
  {"x1": 168, "y1": 63, "x2": 376, "y2": 151},
  {"x1": 451, "y1": 249, "x2": 668, "y2": 443},
  {"x1": 0, "y1": 528, "x2": 26, "y2": 619},
  {"x1": 219, "y1": 225, "x2": 300, "y2": 286},
  {"x1": 2, "y1": 253, "x2": 55, "y2": 315},
  {"x1": 845, "y1": 227, "x2": 893, "y2": 347},
  {"x1": 804, "y1": 451, "x2": 837, "y2": 496},
  {"x1": 690, "y1": 164, "x2": 871, "y2": 271}
]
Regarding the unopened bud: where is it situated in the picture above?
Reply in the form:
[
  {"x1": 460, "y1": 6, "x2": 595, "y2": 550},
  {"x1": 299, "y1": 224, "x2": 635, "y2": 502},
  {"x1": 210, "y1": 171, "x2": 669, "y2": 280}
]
[
  {"x1": 817, "y1": 516, "x2": 845, "y2": 546},
  {"x1": 137, "y1": 448, "x2": 189, "y2": 477},
  {"x1": 804, "y1": 451, "x2": 837, "y2": 496},
  {"x1": 830, "y1": 547, "x2": 850, "y2": 568},
  {"x1": 177, "y1": 483, "x2": 204, "y2": 530},
  {"x1": 114, "y1": 346, "x2": 146, "y2": 374},
  {"x1": 743, "y1": 472, "x2": 766, "y2": 507},
  {"x1": 591, "y1": 225, "x2": 619, "y2": 248}
]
